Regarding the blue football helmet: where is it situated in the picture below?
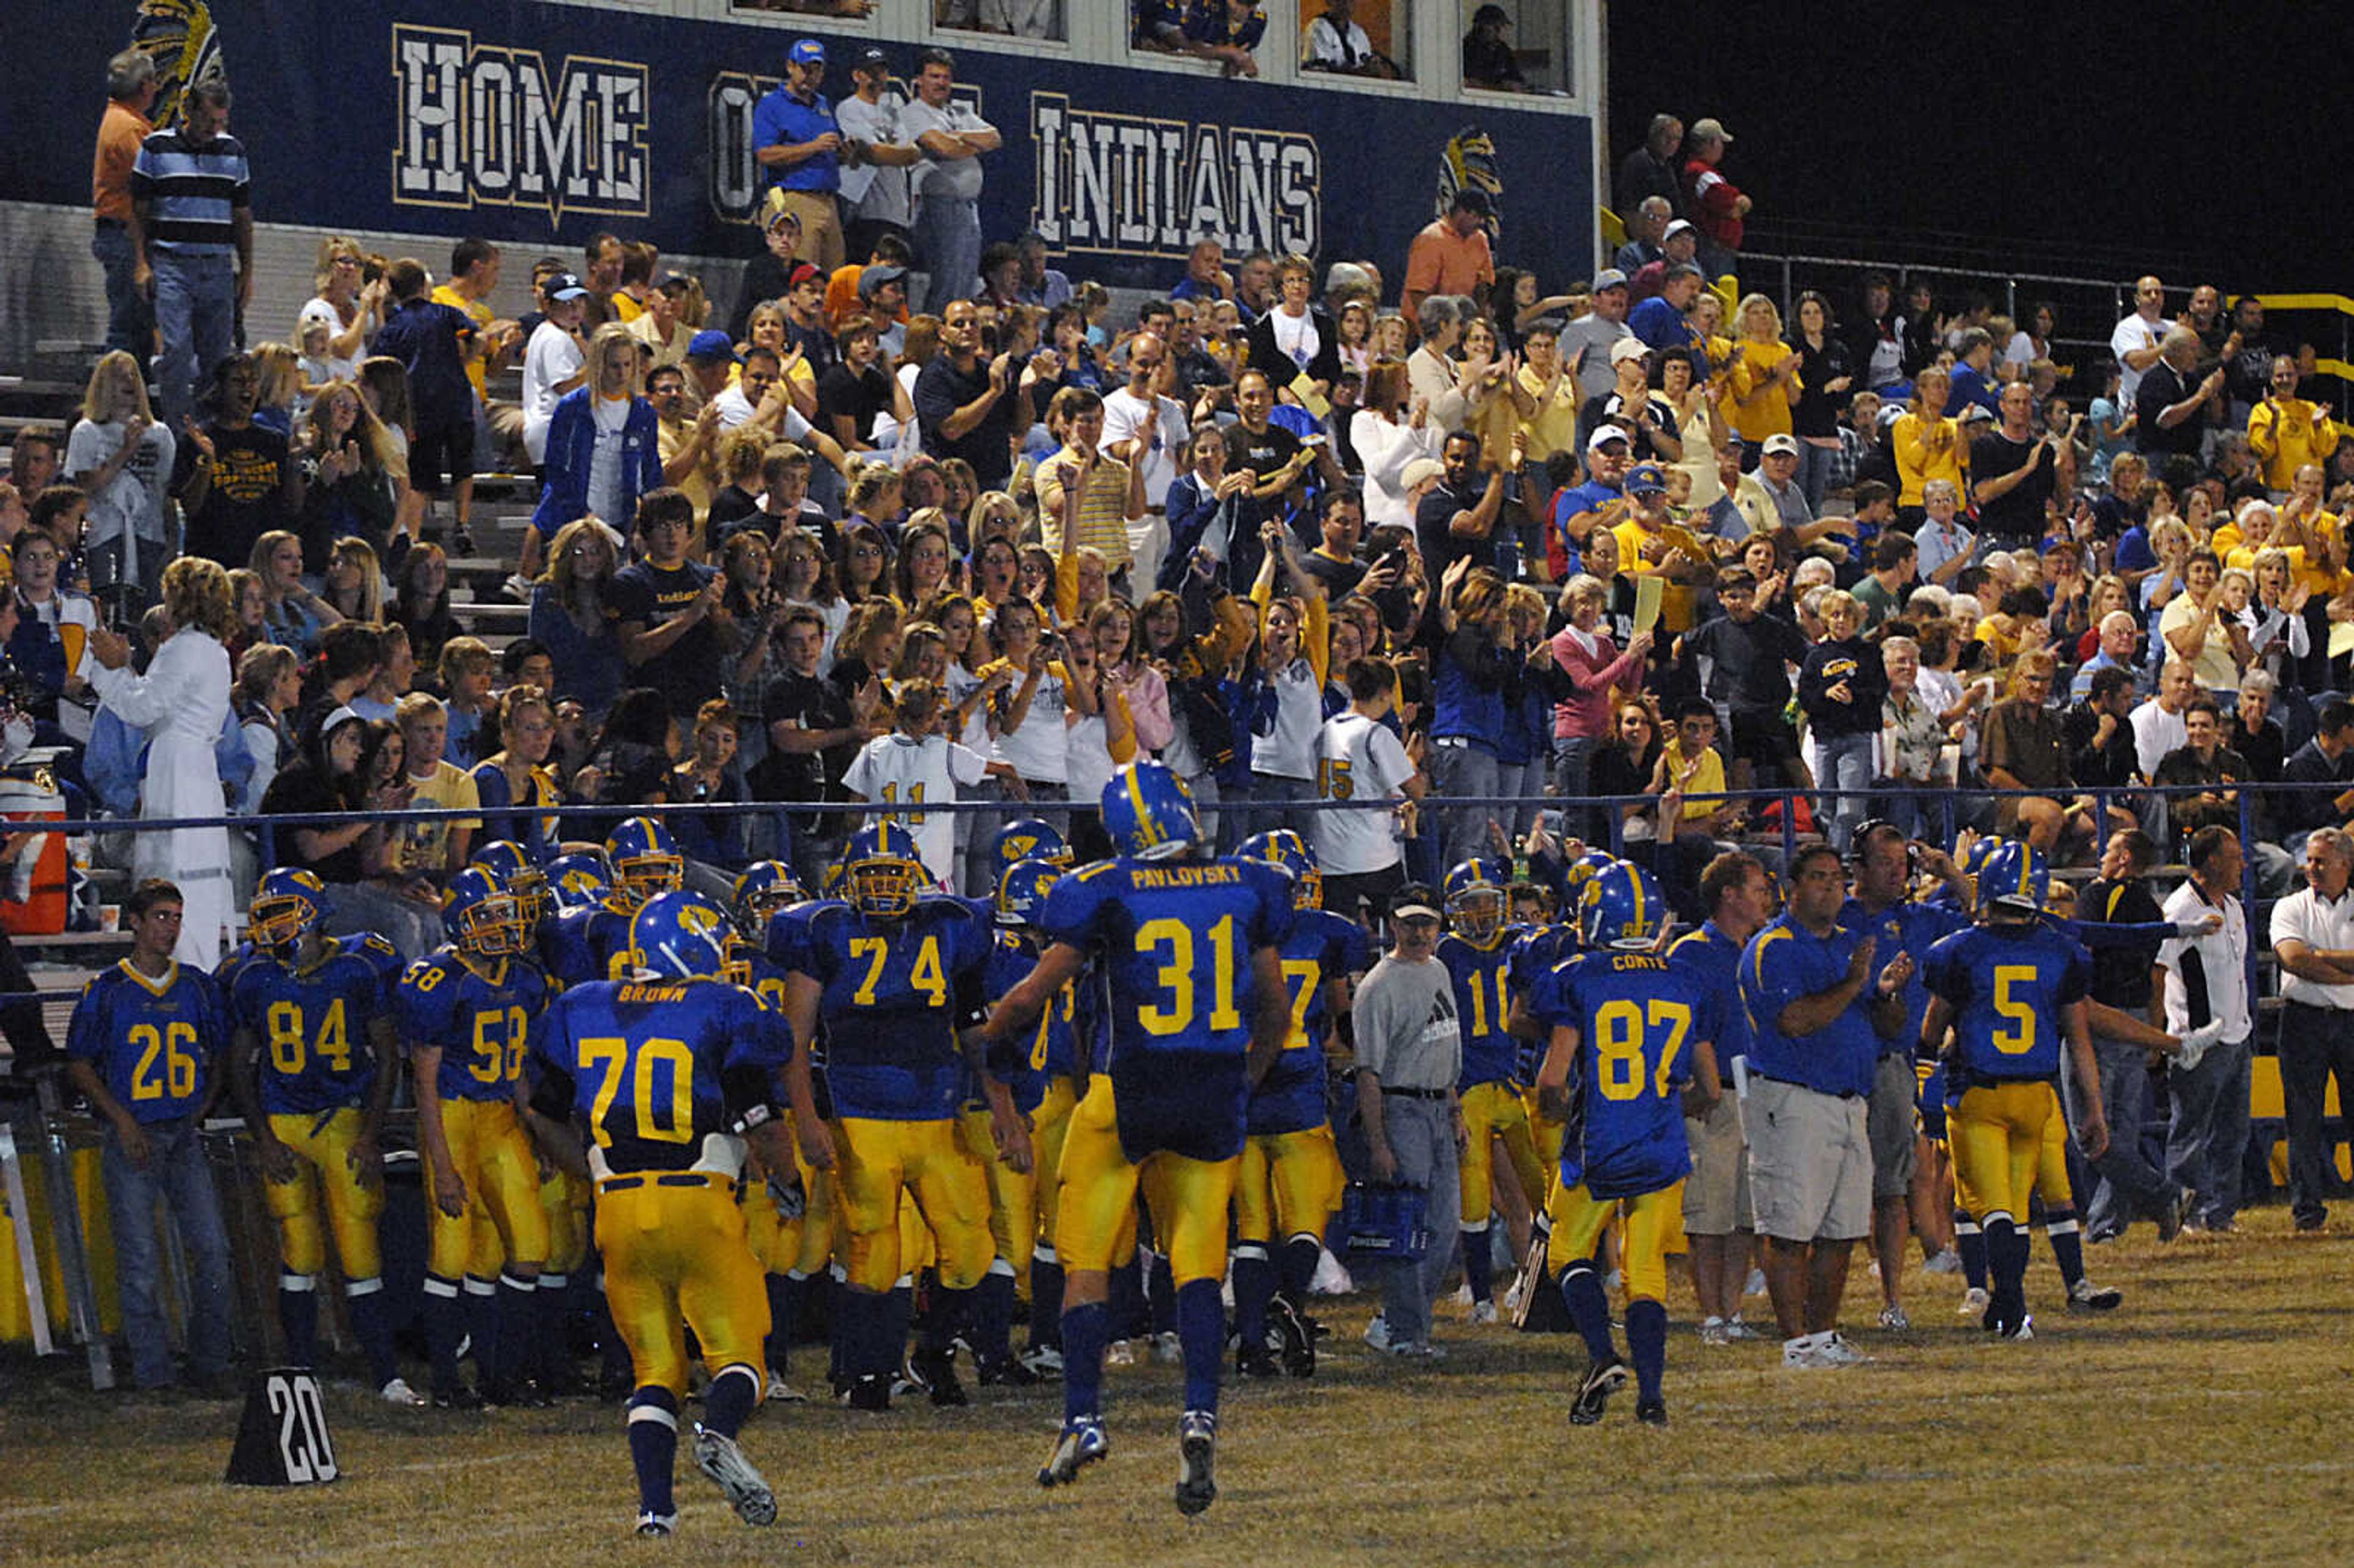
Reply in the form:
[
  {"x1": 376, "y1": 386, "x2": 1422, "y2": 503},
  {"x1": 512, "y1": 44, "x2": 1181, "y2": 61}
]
[
  {"x1": 1564, "y1": 848, "x2": 1620, "y2": 896},
  {"x1": 469, "y1": 840, "x2": 549, "y2": 930},
  {"x1": 1580, "y1": 861, "x2": 1667, "y2": 950},
  {"x1": 1241, "y1": 828, "x2": 1321, "y2": 910},
  {"x1": 605, "y1": 816, "x2": 684, "y2": 909},
  {"x1": 627, "y1": 889, "x2": 734, "y2": 980},
  {"x1": 733, "y1": 860, "x2": 804, "y2": 937},
  {"x1": 1444, "y1": 858, "x2": 1510, "y2": 943},
  {"x1": 1958, "y1": 834, "x2": 2003, "y2": 903},
  {"x1": 1101, "y1": 760, "x2": 1198, "y2": 861},
  {"x1": 994, "y1": 857, "x2": 1062, "y2": 927},
  {"x1": 844, "y1": 820, "x2": 926, "y2": 919},
  {"x1": 1979, "y1": 840, "x2": 2050, "y2": 916},
  {"x1": 990, "y1": 817, "x2": 1073, "y2": 877},
  {"x1": 249, "y1": 868, "x2": 328, "y2": 957},
  {"x1": 443, "y1": 865, "x2": 530, "y2": 957},
  {"x1": 546, "y1": 849, "x2": 614, "y2": 915}
]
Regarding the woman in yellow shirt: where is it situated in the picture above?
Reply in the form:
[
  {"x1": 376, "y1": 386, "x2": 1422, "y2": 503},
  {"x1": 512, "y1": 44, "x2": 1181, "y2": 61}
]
[
  {"x1": 1891, "y1": 364, "x2": 1967, "y2": 515},
  {"x1": 1724, "y1": 293, "x2": 1801, "y2": 451}
]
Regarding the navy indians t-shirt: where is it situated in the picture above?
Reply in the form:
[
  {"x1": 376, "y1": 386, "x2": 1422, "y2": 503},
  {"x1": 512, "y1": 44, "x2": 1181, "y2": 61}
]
[{"x1": 606, "y1": 557, "x2": 724, "y2": 717}]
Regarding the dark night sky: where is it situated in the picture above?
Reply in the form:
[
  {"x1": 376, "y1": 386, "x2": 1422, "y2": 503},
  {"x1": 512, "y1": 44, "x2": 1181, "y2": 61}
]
[{"x1": 1605, "y1": 1, "x2": 2354, "y2": 293}]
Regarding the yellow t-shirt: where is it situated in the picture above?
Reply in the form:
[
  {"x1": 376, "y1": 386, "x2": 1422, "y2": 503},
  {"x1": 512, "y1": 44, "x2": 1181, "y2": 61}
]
[
  {"x1": 1724, "y1": 339, "x2": 1800, "y2": 444},
  {"x1": 1612, "y1": 517, "x2": 1710, "y2": 633},
  {"x1": 1515, "y1": 364, "x2": 1582, "y2": 463},
  {"x1": 1660, "y1": 736, "x2": 1726, "y2": 822},
  {"x1": 1891, "y1": 411, "x2": 1967, "y2": 508},
  {"x1": 431, "y1": 284, "x2": 496, "y2": 401},
  {"x1": 395, "y1": 759, "x2": 482, "y2": 875}
]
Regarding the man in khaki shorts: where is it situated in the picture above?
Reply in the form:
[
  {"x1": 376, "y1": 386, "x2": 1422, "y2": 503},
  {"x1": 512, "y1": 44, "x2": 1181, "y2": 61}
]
[
  {"x1": 1737, "y1": 845, "x2": 1912, "y2": 1369},
  {"x1": 1667, "y1": 851, "x2": 1772, "y2": 1344}
]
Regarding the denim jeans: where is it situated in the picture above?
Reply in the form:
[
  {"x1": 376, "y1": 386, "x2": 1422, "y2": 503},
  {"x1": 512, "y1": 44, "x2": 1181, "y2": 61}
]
[
  {"x1": 1549, "y1": 734, "x2": 1597, "y2": 805},
  {"x1": 101, "y1": 1113, "x2": 237, "y2": 1388},
  {"x1": 1493, "y1": 759, "x2": 1541, "y2": 839},
  {"x1": 1430, "y1": 740, "x2": 1499, "y2": 870},
  {"x1": 914, "y1": 197, "x2": 983, "y2": 314},
  {"x1": 1374, "y1": 1095, "x2": 1460, "y2": 1349},
  {"x1": 1793, "y1": 440, "x2": 1836, "y2": 514},
  {"x1": 2073, "y1": 1037, "x2": 2178, "y2": 1237},
  {"x1": 152, "y1": 251, "x2": 239, "y2": 433},
  {"x1": 2165, "y1": 1033, "x2": 2252, "y2": 1228},
  {"x1": 2277, "y1": 1003, "x2": 2354, "y2": 1227},
  {"x1": 1815, "y1": 731, "x2": 1875, "y2": 851},
  {"x1": 93, "y1": 221, "x2": 153, "y2": 357}
]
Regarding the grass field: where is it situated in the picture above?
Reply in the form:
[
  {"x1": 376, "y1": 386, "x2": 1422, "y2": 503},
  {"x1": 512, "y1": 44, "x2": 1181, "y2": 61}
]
[{"x1": 6, "y1": 1207, "x2": 2352, "y2": 1567}]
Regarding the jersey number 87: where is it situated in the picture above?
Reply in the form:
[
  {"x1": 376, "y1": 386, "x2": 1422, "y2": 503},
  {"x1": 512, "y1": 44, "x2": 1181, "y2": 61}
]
[{"x1": 1592, "y1": 999, "x2": 1689, "y2": 1101}]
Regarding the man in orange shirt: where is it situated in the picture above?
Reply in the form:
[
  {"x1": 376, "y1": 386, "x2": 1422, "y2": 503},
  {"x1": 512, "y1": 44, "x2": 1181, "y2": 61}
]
[
  {"x1": 93, "y1": 50, "x2": 159, "y2": 356},
  {"x1": 1402, "y1": 188, "x2": 1495, "y2": 322}
]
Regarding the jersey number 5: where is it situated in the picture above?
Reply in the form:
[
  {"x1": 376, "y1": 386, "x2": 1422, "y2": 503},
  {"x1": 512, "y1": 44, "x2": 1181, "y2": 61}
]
[{"x1": 1991, "y1": 965, "x2": 2038, "y2": 1056}]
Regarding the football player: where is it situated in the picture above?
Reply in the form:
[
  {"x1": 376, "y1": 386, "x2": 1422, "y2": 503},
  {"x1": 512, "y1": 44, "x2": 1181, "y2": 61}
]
[
  {"x1": 528, "y1": 890, "x2": 793, "y2": 1538},
  {"x1": 224, "y1": 870, "x2": 414, "y2": 1403},
  {"x1": 1440, "y1": 857, "x2": 1550, "y2": 1322},
  {"x1": 983, "y1": 760, "x2": 1292, "y2": 1516},
  {"x1": 1528, "y1": 862, "x2": 1721, "y2": 1426},
  {"x1": 1232, "y1": 830, "x2": 1365, "y2": 1378},
  {"x1": 1918, "y1": 843, "x2": 2108, "y2": 1340},
  {"x1": 772, "y1": 821, "x2": 1013, "y2": 1410},
  {"x1": 547, "y1": 818, "x2": 685, "y2": 986},
  {"x1": 976, "y1": 856, "x2": 1086, "y2": 1381},
  {"x1": 400, "y1": 867, "x2": 555, "y2": 1407}
]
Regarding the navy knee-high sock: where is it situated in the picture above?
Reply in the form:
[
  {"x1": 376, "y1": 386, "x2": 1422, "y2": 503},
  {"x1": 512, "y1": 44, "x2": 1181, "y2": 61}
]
[
  {"x1": 1954, "y1": 1212, "x2": 1987, "y2": 1290},
  {"x1": 1557, "y1": 1262, "x2": 1617, "y2": 1364},
  {"x1": 1175, "y1": 1278, "x2": 1224, "y2": 1415},
  {"x1": 535, "y1": 1273, "x2": 572, "y2": 1390},
  {"x1": 885, "y1": 1279, "x2": 915, "y2": 1374},
  {"x1": 765, "y1": 1275, "x2": 795, "y2": 1372},
  {"x1": 278, "y1": 1273, "x2": 320, "y2": 1368},
  {"x1": 1029, "y1": 1248, "x2": 1064, "y2": 1350},
  {"x1": 1232, "y1": 1243, "x2": 1273, "y2": 1348},
  {"x1": 346, "y1": 1278, "x2": 397, "y2": 1387},
  {"x1": 2045, "y1": 1209, "x2": 2085, "y2": 1290},
  {"x1": 974, "y1": 1261, "x2": 1017, "y2": 1363},
  {"x1": 496, "y1": 1274, "x2": 538, "y2": 1388},
  {"x1": 1625, "y1": 1300, "x2": 1667, "y2": 1402},
  {"x1": 424, "y1": 1274, "x2": 465, "y2": 1392},
  {"x1": 1148, "y1": 1251, "x2": 1177, "y2": 1335},
  {"x1": 1463, "y1": 1224, "x2": 1495, "y2": 1304},
  {"x1": 1984, "y1": 1214, "x2": 2024, "y2": 1323},
  {"x1": 627, "y1": 1387, "x2": 680, "y2": 1518},
  {"x1": 1107, "y1": 1254, "x2": 1145, "y2": 1341},
  {"x1": 1062, "y1": 1300, "x2": 1109, "y2": 1423},
  {"x1": 463, "y1": 1274, "x2": 499, "y2": 1380},
  {"x1": 924, "y1": 1284, "x2": 973, "y2": 1357},
  {"x1": 703, "y1": 1362, "x2": 760, "y2": 1440},
  {"x1": 1278, "y1": 1234, "x2": 1321, "y2": 1304}
]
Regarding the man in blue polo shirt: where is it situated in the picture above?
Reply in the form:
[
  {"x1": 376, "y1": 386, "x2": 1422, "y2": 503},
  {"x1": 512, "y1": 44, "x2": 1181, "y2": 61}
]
[
  {"x1": 754, "y1": 39, "x2": 845, "y2": 272},
  {"x1": 1628, "y1": 264, "x2": 1707, "y2": 360},
  {"x1": 1739, "y1": 843, "x2": 1911, "y2": 1369}
]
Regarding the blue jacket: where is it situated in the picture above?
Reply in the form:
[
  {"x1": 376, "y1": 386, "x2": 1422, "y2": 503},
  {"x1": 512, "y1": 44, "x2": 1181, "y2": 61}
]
[{"x1": 531, "y1": 391, "x2": 662, "y2": 538}]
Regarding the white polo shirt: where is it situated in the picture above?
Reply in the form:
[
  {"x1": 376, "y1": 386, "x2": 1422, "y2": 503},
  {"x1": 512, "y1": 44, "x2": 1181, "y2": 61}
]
[
  {"x1": 2157, "y1": 878, "x2": 2250, "y2": 1042},
  {"x1": 2271, "y1": 883, "x2": 2354, "y2": 1010}
]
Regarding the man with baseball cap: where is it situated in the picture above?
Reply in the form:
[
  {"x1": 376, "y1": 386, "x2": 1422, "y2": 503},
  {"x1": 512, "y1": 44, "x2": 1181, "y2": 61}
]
[
  {"x1": 1597, "y1": 336, "x2": 1684, "y2": 463},
  {"x1": 1680, "y1": 117, "x2": 1750, "y2": 278},
  {"x1": 1629, "y1": 263, "x2": 1708, "y2": 359},
  {"x1": 836, "y1": 46, "x2": 918, "y2": 267},
  {"x1": 1403, "y1": 185, "x2": 1496, "y2": 321},
  {"x1": 1562, "y1": 268, "x2": 1633, "y2": 406},
  {"x1": 1549, "y1": 425, "x2": 1631, "y2": 577},
  {"x1": 1629, "y1": 219, "x2": 1700, "y2": 303},
  {"x1": 1615, "y1": 455, "x2": 1712, "y2": 650},
  {"x1": 753, "y1": 40, "x2": 846, "y2": 270}
]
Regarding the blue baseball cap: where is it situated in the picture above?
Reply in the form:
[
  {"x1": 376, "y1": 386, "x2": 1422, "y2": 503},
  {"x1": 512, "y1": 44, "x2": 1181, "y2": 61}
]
[
  {"x1": 1626, "y1": 463, "x2": 1669, "y2": 495},
  {"x1": 790, "y1": 39, "x2": 826, "y2": 65},
  {"x1": 685, "y1": 329, "x2": 739, "y2": 363}
]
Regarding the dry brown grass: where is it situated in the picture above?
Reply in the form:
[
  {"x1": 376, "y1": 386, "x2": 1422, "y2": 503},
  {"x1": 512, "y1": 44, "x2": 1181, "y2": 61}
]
[{"x1": 6, "y1": 1208, "x2": 2353, "y2": 1567}]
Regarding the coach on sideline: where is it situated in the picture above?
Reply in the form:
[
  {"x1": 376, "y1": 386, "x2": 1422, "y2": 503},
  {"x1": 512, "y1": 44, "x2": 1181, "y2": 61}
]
[
  {"x1": 1738, "y1": 845, "x2": 1912, "y2": 1369},
  {"x1": 2269, "y1": 828, "x2": 2354, "y2": 1233}
]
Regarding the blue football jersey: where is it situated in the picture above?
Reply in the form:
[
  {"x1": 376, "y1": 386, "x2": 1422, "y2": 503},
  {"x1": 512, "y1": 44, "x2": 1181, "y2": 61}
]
[
  {"x1": 66, "y1": 960, "x2": 232, "y2": 1124},
  {"x1": 547, "y1": 902, "x2": 635, "y2": 988},
  {"x1": 530, "y1": 975, "x2": 791, "y2": 1179},
  {"x1": 398, "y1": 946, "x2": 551, "y2": 1105},
  {"x1": 1921, "y1": 922, "x2": 2090, "y2": 1083},
  {"x1": 231, "y1": 935, "x2": 403, "y2": 1116},
  {"x1": 976, "y1": 931, "x2": 1084, "y2": 1116},
  {"x1": 1529, "y1": 948, "x2": 1717, "y2": 1200},
  {"x1": 771, "y1": 894, "x2": 994, "y2": 1122},
  {"x1": 1248, "y1": 908, "x2": 1369, "y2": 1136},
  {"x1": 1036, "y1": 854, "x2": 1293, "y2": 1161},
  {"x1": 1507, "y1": 924, "x2": 1581, "y2": 1083},
  {"x1": 1440, "y1": 926, "x2": 1527, "y2": 1090}
]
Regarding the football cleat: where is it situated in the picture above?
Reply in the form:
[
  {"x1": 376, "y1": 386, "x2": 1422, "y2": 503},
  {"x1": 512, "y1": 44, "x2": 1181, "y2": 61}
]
[
  {"x1": 1636, "y1": 1398, "x2": 1669, "y2": 1428},
  {"x1": 1038, "y1": 1415, "x2": 1109, "y2": 1488},
  {"x1": 692, "y1": 1425, "x2": 778, "y2": 1527},
  {"x1": 380, "y1": 1377, "x2": 427, "y2": 1407},
  {"x1": 634, "y1": 1512, "x2": 676, "y2": 1539},
  {"x1": 842, "y1": 1374, "x2": 891, "y2": 1412},
  {"x1": 1570, "y1": 1355, "x2": 1629, "y2": 1424},
  {"x1": 1959, "y1": 1287, "x2": 1992, "y2": 1319},
  {"x1": 1269, "y1": 1296, "x2": 1316, "y2": 1378},
  {"x1": 977, "y1": 1355, "x2": 1041, "y2": 1388},
  {"x1": 2066, "y1": 1279, "x2": 2123, "y2": 1313},
  {"x1": 432, "y1": 1383, "x2": 485, "y2": 1410},
  {"x1": 1174, "y1": 1409, "x2": 1218, "y2": 1516},
  {"x1": 2000, "y1": 1314, "x2": 2036, "y2": 1342},
  {"x1": 1234, "y1": 1341, "x2": 1280, "y2": 1379},
  {"x1": 912, "y1": 1348, "x2": 969, "y2": 1407},
  {"x1": 1152, "y1": 1331, "x2": 1181, "y2": 1365},
  {"x1": 2158, "y1": 1186, "x2": 2195, "y2": 1244},
  {"x1": 1018, "y1": 1343, "x2": 1064, "y2": 1378},
  {"x1": 764, "y1": 1371, "x2": 808, "y2": 1404}
]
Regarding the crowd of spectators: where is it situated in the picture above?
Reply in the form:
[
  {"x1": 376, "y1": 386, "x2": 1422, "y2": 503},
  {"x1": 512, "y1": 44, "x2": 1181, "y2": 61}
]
[{"x1": 6, "y1": 37, "x2": 2347, "y2": 992}]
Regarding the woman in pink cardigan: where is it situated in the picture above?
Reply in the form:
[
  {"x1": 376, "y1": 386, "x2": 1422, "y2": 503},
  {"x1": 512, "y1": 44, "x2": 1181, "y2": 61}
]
[{"x1": 1537, "y1": 571, "x2": 1653, "y2": 800}]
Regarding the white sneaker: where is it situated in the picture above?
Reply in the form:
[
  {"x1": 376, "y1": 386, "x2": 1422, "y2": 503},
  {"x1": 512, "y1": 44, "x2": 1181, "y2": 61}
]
[
  {"x1": 1018, "y1": 1343, "x2": 1065, "y2": 1377},
  {"x1": 1362, "y1": 1315, "x2": 1394, "y2": 1353},
  {"x1": 1876, "y1": 1303, "x2": 1910, "y2": 1331},
  {"x1": 1743, "y1": 1268, "x2": 1767, "y2": 1297},
  {"x1": 1781, "y1": 1334, "x2": 1832, "y2": 1369},
  {"x1": 1959, "y1": 1287, "x2": 1991, "y2": 1318},
  {"x1": 1469, "y1": 1300, "x2": 1499, "y2": 1325},
  {"x1": 1105, "y1": 1339, "x2": 1137, "y2": 1368},
  {"x1": 765, "y1": 1371, "x2": 809, "y2": 1403},
  {"x1": 1697, "y1": 1317, "x2": 1729, "y2": 1347},
  {"x1": 1721, "y1": 1315, "x2": 1762, "y2": 1341},
  {"x1": 380, "y1": 1376, "x2": 427, "y2": 1407},
  {"x1": 1921, "y1": 1249, "x2": 1963, "y2": 1275},
  {"x1": 2000, "y1": 1314, "x2": 2035, "y2": 1342},
  {"x1": 501, "y1": 572, "x2": 534, "y2": 603},
  {"x1": 1814, "y1": 1331, "x2": 1873, "y2": 1366},
  {"x1": 1152, "y1": 1331, "x2": 1181, "y2": 1364}
]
